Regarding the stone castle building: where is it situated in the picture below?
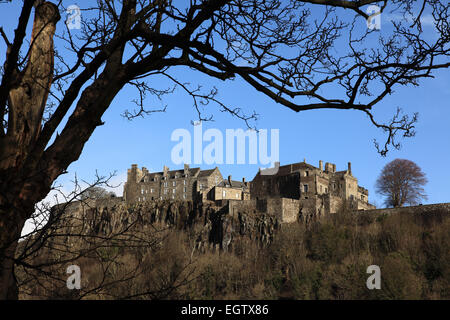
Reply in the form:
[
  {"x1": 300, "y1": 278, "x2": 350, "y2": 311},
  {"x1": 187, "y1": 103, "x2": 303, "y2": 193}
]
[
  {"x1": 250, "y1": 159, "x2": 375, "y2": 216},
  {"x1": 124, "y1": 159, "x2": 374, "y2": 220},
  {"x1": 124, "y1": 164, "x2": 250, "y2": 203},
  {"x1": 212, "y1": 176, "x2": 250, "y2": 201},
  {"x1": 124, "y1": 164, "x2": 220, "y2": 202}
]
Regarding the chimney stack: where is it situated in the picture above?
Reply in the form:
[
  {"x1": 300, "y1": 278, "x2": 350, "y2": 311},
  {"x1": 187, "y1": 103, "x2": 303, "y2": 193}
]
[
  {"x1": 242, "y1": 177, "x2": 246, "y2": 183},
  {"x1": 184, "y1": 163, "x2": 189, "y2": 174},
  {"x1": 348, "y1": 162, "x2": 352, "y2": 175},
  {"x1": 325, "y1": 162, "x2": 336, "y2": 173},
  {"x1": 319, "y1": 160, "x2": 323, "y2": 171},
  {"x1": 228, "y1": 175, "x2": 232, "y2": 185},
  {"x1": 163, "y1": 165, "x2": 169, "y2": 177}
]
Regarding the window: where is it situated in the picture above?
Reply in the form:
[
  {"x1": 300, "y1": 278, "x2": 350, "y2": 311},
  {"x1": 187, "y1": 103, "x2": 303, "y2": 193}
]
[
  {"x1": 150, "y1": 188, "x2": 154, "y2": 193},
  {"x1": 183, "y1": 194, "x2": 186, "y2": 199},
  {"x1": 183, "y1": 180, "x2": 186, "y2": 185},
  {"x1": 143, "y1": 196, "x2": 145, "y2": 201},
  {"x1": 303, "y1": 184, "x2": 308, "y2": 193},
  {"x1": 325, "y1": 188, "x2": 328, "y2": 193},
  {"x1": 184, "y1": 187, "x2": 187, "y2": 193},
  {"x1": 305, "y1": 171, "x2": 309, "y2": 177},
  {"x1": 164, "y1": 189, "x2": 168, "y2": 194},
  {"x1": 236, "y1": 193, "x2": 239, "y2": 199},
  {"x1": 172, "y1": 188, "x2": 176, "y2": 194},
  {"x1": 223, "y1": 190, "x2": 226, "y2": 197},
  {"x1": 164, "y1": 182, "x2": 168, "y2": 187},
  {"x1": 173, "y1": 181, "x2": 176, "y2": 186}
]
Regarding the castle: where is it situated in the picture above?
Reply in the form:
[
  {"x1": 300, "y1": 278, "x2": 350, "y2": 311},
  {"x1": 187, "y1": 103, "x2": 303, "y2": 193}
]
[
  {"x1": 123, "y1": 164, "x2": 250, "y2": 203},
  {"x1": 124, "y1": 159, "x2": 375, "y2": 221},
  {"x1": 251, "y1": 160, "x2": 375, "y2": 214}
]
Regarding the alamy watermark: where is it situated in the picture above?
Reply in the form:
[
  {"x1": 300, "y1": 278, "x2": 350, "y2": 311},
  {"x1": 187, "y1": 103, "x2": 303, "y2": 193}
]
[
  {"x1": 66, "y1": 4, "x2": 81, "y2": 30},
  {"x1": 66, "y1": 264, "x2": 81, "y2": 290},
  {"x1": 366, "y1": 5, "x2": 381, "y2": 30},
  {"x1": 366, "y1": 265, "x2": 381, "y2": 290},
  {"x1": 171, "y1": 121, "x2": 279, "y2": 174}
]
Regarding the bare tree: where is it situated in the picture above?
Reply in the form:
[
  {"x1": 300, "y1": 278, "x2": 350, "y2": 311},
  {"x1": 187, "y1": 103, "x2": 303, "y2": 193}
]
[
  {"x1": 14, "y1": 173, "x2": 197, "y2": 299},
  {"x1": 0, "y1": 0, "x2": 449, "y2": 299},
  {"x1": 375, "y1": 158, "x2": 428, "y2": 207}
]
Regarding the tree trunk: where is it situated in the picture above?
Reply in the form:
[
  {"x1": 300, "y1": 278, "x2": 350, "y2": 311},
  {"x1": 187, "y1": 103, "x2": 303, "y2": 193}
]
[
  {"x1": 0, "y1": 1, "x2": 128, "y2": 299},
  {"x1": 0, "y1": 204, "x2": 27, "y2": 300},
  {"x1": 0, "y1": 2, "x2": 59, "y2": 299},
  {"x1": 0, "y1": 239, "x2": 19, "y2": 300}
]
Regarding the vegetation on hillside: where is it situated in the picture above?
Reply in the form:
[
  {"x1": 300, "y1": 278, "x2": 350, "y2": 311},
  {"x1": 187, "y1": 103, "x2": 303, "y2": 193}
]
[{"x1": 17, "y1": 205, "x2": 449, "y2": 300}]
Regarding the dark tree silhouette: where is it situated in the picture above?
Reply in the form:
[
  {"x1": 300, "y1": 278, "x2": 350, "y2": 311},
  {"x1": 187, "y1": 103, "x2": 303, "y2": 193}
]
[
  {"x1": 0, "y1": 0, "x2": 449, "y2": 299},
  {"x1": 376, "y1": 159, "x2": 428, "y2": 207}
]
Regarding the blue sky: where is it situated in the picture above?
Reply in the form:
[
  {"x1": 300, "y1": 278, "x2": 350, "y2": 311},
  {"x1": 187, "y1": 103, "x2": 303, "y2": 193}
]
[{"x1": 1, "y1": 1, "x2": 449, "y2": 208}]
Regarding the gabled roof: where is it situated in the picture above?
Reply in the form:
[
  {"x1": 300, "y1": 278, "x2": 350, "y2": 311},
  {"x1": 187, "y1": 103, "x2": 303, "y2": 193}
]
[
  {"x1": 257, "y1": 161, "x2": 318, "y2": 177},
  {"x1": 139, "y1": 166, "x2": 215, "y2": 182},
  {"x1": 218, "y1": 179, "x2": 249, "y2": 190},
  {"x1": 198, "y1": 168, "x2": 217, "y2": 177}
]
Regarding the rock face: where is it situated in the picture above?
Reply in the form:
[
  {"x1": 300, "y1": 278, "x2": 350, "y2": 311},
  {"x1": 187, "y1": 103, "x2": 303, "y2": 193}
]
[{"x1": 53, "y1": 198, "x2": 282, "y2": 252}]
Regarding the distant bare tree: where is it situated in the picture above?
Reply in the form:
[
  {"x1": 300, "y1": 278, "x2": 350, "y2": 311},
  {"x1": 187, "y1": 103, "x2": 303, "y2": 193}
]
[
  {"x1": 376, "y1": 159, "x2": 428, "y2": 207},
  {"x1": 0, "y1": 0, "x2": 449, "y2": 299}
]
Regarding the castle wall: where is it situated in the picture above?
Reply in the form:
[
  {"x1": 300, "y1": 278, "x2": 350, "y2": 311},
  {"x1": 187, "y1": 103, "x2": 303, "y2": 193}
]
[
  {"x1": 198, "y1": 168, "x2": 223, "y2": 200},
  {"x1": 214, "y1": 186, "x2": 244, "y2": 200},
  {"x1": 328, "y1": 195, "x2": 343, "y2": 213},
  {"x1": 229, "y1": 198, "x2": 300, "y2": 223},
  {"x1": 358, "y1": 203, "x2": 450, "y2": 216},
  {"x1": 280, "y1": 198, "x2": 299, "y2": 223},
  {"x1": 250, "y1": 173, "x2": 300, "y2": 200},
  {"x1": 355, "y1": 199, "x2": 376, "y2": 211}
]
